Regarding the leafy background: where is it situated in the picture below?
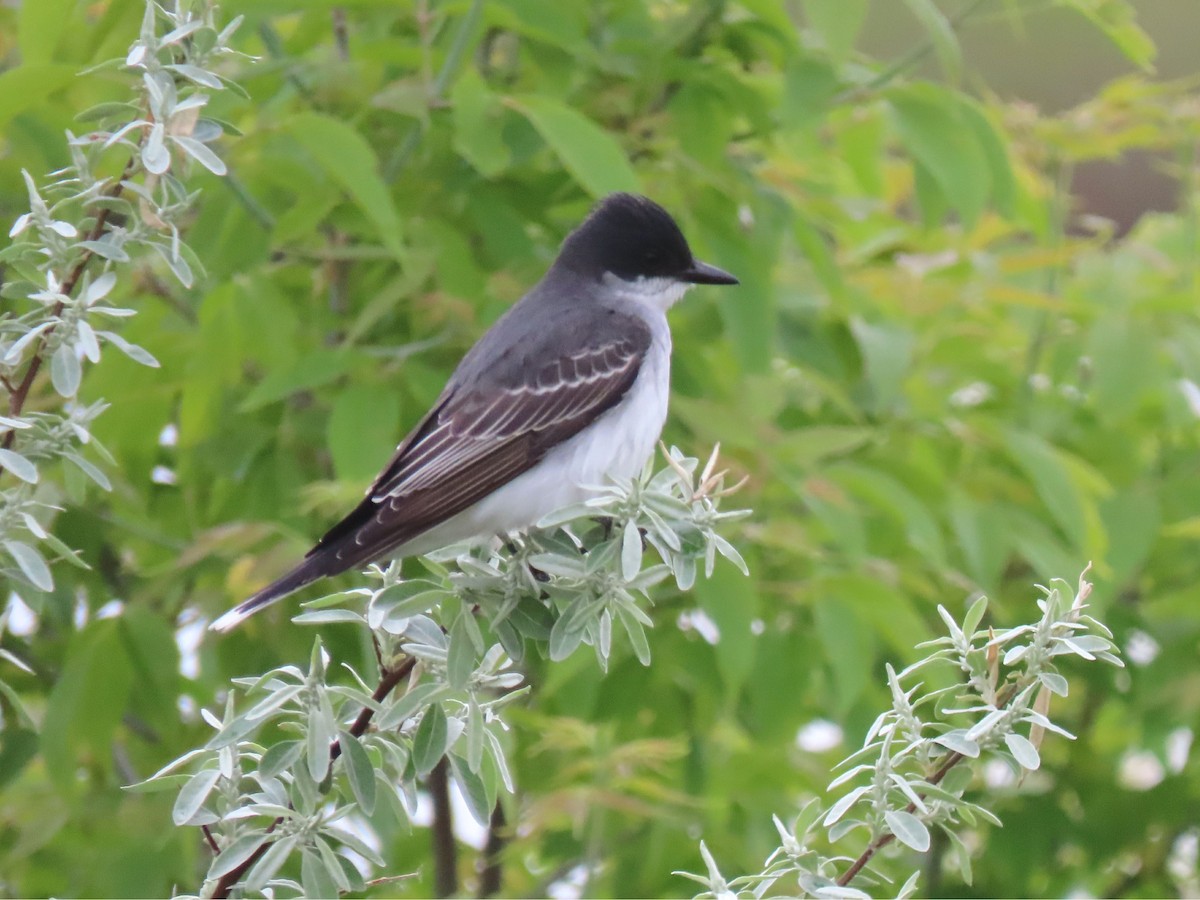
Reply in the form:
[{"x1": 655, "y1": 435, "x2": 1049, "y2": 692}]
[{"x1": 1, "y1": 0, "x2": 1198, "y2": 896}]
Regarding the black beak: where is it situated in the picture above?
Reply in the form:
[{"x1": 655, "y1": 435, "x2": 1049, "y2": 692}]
[{"x1": 681, "y1": 259, "x2": 739, "y2": 285}]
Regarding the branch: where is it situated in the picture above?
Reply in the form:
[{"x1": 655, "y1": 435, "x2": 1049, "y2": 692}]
[
  {"x1": 836, "y1": 750, "x2": 964, "y2": 886},
  {"x1": 2, "y1": 151, "x2": 139, "y2": 453},
  {"x1": 429, "y1": 756, "x2": 458, "y2": 897},
  {"x1": 208, "y1": 656, "x2": 417, "y2": 899}
]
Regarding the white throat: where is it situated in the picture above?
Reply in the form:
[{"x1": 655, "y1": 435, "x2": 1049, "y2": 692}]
[{"x1": 602, "y1": 272, "x2": 691, "y2": 312}]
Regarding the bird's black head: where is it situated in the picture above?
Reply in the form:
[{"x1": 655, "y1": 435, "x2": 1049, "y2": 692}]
[{"x1": 556, "y1": 193, "x2": 738, "y2": 286}]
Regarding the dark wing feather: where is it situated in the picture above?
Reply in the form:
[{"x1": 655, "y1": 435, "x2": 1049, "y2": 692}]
[{"x1": 306, "y1": 313, "x2": 652, "y2": 573}]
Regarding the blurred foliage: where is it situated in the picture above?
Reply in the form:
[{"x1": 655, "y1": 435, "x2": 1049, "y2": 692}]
[{"x1": 0, "y1": 0, "x2": 1197, "y2": 897}]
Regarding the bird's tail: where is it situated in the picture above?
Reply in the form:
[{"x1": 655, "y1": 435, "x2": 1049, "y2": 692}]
[{"x1": 209, "y1": 555, "x2": 328, "y2": 633}]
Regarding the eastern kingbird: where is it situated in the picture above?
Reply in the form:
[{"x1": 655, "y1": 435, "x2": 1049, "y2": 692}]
[{"x1": 211, "y1": 193, "x2": 737, "y2": 632}]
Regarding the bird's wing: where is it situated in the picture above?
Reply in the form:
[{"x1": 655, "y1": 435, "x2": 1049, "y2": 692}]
[{"x1": 308, "y1": 310, "x2": 653, "y2": 568}]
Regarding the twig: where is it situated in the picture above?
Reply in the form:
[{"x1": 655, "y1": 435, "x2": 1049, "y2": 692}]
[
  {"x1": 383, "y1": 0, "x2": 484, "y2": 181},
  {"x1": 2, "y1": 152, "x2": 139, "y2": 454},
  {"x1": 208, "y1": 656, "x2": 417, "y2": 898},
  {"x1": 429, "y1": 756, "x2": 458, "y2": 897},
  {"x1": 201, "y1": 825, "x2": 221, "y2": 854},
  {"x1": 831, "y1": 0, "x2": 991, "y2": 105},
  {"x1": 477, "y1": 801, "x2": 506, "y2": 898}
]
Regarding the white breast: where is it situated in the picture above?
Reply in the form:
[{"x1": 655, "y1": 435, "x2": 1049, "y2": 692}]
[{"x1": 395, "y1": 309, "x2": 673, "y2": 557}]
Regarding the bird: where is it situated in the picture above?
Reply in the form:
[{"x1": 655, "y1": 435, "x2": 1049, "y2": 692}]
[{"x1": 211, "y1": 193, "x2": 737, "y2": 632}]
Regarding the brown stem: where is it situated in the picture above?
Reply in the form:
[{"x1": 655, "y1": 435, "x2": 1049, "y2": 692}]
[
  {"x1": 2, "y1": 151, "x2": 139, "y2": 456},
  {"x1": 836, "y1": 750, "x2": 965, "y2": 886},
  {"x1": 429, "y1": 756, "x2": 458, "y2": 897},
  {"x1": 477, "y1": 801, "x2": 506, "y2": 898},
  {"x1": 201, "y1": 824, "x2": 221, "y2": 854},
  {"x1": 208, "y1": 656, "x2": 417, "y2": 899}
]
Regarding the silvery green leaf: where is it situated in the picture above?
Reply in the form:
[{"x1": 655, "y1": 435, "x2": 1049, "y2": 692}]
[
  {"x1": 148, "y1": 240, "x2": 195, "y2": 287},
  {"x1": 1020, "y1": 710, "x2": 1076, "y2": 740},
  {"x1": 49, "y1": 220, "x2": 77, "y2": 237},
  {"x1": 449, "y1": 753, "x2": 494, "y2": 828},
  {"x1": 172, "y1": 767, "x2": 221, "y2": 826},
  {"x1": 64, "y1": 452, "x2": 112, "y2": 490},
  {"x1": 306, "y1": 698, "x2": 334, "y2": 782},
  {"x1": 50, "y1": 343, "x2": 81, "y2": 397},
  {"x1": 77, "y1": 321, "x2": 101, "y2": 363},
  {"x1": 323, "y1": 823, "x2": 386, "y2": 867},
  {"x1": 96, "y1": 331, "x2": 159, "y2": 367},
  {"x1": 314, "y1": 836, "x2": 352, "y2": 893},
  {"x1": 674, "y1": 554, "x2": 696, "y2": 591},
  {"x1": 142, "y1": 123, "x2": 171, "y2": 174},
  {"x1": 447, "y1": 614, "x2": 475, "y2": 690},
  {"x1": 483, "y1": 727, "x2": 515, "y2": 792},
  {"x1": 243, "y1": 683, "x2": 303, "y2": 722},
  {"x1": 79, "y1": 239, "x2": 130, "y2": 262},
  {"x1": 126, "y1": 42, "x2": 147, "y2": 67},
  {"x1": 4, "y1": 322, "x2": 53, "y2": 364},
  {"x1": 711, "y1": 534, "x2": 749, "y2": 575},
  {"x1": 0, "y1": 449, "x2": 38, "y2": 484},
  {"x1": 616, "y1": 604, "x2": 651, "y2": 665},
  {"x1": 526, "y1": 552, "x2": 586, "y2": 578},
  {"x1": 412, "y1": 703, "x2": 450, "y2": 776},
  {"x1": 259, "y1": 740, "x2": 302, "y2": 778},
  {"x1": 933, "y1": 730, "x2": 980, "y2": 758},
  {"x1": 887, "y1": 772, "x2": 929, "y2": 813},
  {"x1": 160, "y1": 19, "x2": 204, "y2": 45},
  {"x1": 244, "y1": 834, "x2": 299, "y2": 893},
  {"x1": 171, "y1": 134, "x2": 227, "y2": 175},
  {"x1": 598, "y1": 608, "x2": 612, "y2": 662},
  {"x1": 962, "y1": 594, "x2": 988, "y2": 636},
  {"x1": 292, "y1": 608, "x2": 365, "y2": 625},
  {"x1": 338, "y1": 730, "x2": 376, "y2": 816},
  {"x1": 885, "y1": 809, "x2": 930, "y2": 852},
  {"x1": 167, "y1": 63, "x2": 224, "y2": 89},
  {"x1": 4, "y1": 540, "x2": 53, "y2": 591},
  {"x1": 1005, "y1": 732, "x2": 1041, "y2": 770},
  {"x1": 466, "y1": 698, "x2": 484, "y2": 773},
  {"x1": 376, "y1": 682, "x2": 448, "y2": 730},
  {"x1": 936, "y1": 605, "x2": 965, "y2": 644},
  {"x1": 301, "y1": 846, "x2": 339, "y2": 900},
  {"x1": 814, "y1": 886, "x2": 871, "y2": 899},
  {"x1": 548, "y1": 612, "x2": 586, "y2": 662},
  {"x1": 620, "y1": 519, "x2": 642, "y2": 582},
  {"x1": 209, "y1": 833, "x2": 266, "y2": 879},
  {"x1": 9, "y1": 212, "x2": 32, "y2": 238},
  {"x1": 896, "y1": 868, "x2": 923, "y2": 898},
  {"x1": 83, "y1": 271, "x2": 117, "y2": 304},
  {"x1": 1003, "y1": 644, "x2": 1029, "y2": 665},
  {"x1": 1038, "y1": 671, "x2": 1069, "y2": 696}
]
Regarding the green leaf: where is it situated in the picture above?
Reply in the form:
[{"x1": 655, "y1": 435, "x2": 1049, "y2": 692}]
[
  {"x1": 694, "y1": 561, "x2": 759, "y2": 703},
  {"x1": 801, "y1": 0, "x2": 869, "y2": 61},
  {"x1": 451, "y1": 70, "x2": 511, "y2": 177},
  {"x1": 238, "y1": 349, "x2": 359, "y2": 412},
  {"x1": 0, "y1": 64, "x2": 79, "y2": 131},
  {"x1": 901, "y1": 0, "x2": 962, "y2": 83},
  {"x1": 327, "y1": 383, "x2": 401, "y2": 483},
  {"x1": 511, "y1": 95, "x2": 639, "y2": 198},
  {"x1": 886, "y1": 83, "x2": 991, "y2": 228},
  {"x1": 1061, "y1": 0, "x2": 1155, "y2": 70},
  {"x1": 850, "y1": 318, "x2": 914, "y2": 413},
  {"x1": 286, "y1": 112, "x2": 406, "y2": 260},
  {"x1": 19, "y1": 0, "x2": 76, "y2": 64},
  {"x1": 1003, "y1": 430, "x2": 1096, "y2": 551},
  {"x1": 412, "y1": 703, "x2": 450, "y2": 776}
]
